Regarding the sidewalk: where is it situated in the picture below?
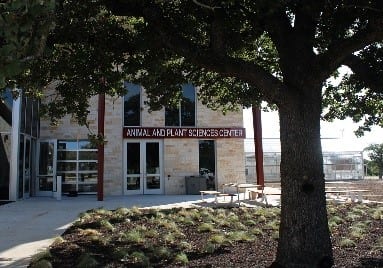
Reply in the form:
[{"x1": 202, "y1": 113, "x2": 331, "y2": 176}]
[{"x1": 0, "y1": 195, "x2": 205, "y2": 268}]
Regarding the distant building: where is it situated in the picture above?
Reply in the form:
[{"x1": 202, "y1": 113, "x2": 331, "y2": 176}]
[{"x1": 245, "y1": 151, "x2": 364, "y2": 183}]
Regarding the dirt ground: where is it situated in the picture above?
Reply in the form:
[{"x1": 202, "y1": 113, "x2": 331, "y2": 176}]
[{"x1": 266, "y1": 178, "x2": 383, "y2": 203}]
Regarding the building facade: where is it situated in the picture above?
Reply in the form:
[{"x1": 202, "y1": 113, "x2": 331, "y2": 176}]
[{"x1": 1, "y1": 84, "x2": 246, "y2": 201}]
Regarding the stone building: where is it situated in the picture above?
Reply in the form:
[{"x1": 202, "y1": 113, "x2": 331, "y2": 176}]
[{"x1": 1, "y1": 83, "x2": 245, "y2": 200}]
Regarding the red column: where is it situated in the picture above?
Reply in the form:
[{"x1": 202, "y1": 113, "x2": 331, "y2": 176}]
[
  {"x1": 97, "y1": 94, "x2": 105, "y2": 201},
  {"x1": 252, "y1": 107, "x2": 264, "y2": 186}
]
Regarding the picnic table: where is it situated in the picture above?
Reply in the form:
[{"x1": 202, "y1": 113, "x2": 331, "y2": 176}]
[
  {"x1": 247, "y1": 186, "x2": 281, "y2": 206},
  {"x1": 325, "y1": 188, "x2": 370, "y2": 202},
  {"x1": 222, "y1": 183, "x2": 263, "y2": 204}
]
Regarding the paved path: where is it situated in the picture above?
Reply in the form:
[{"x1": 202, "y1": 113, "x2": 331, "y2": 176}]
[{"x1": 0, "y1": 195, "x2": 206, "y2": 268}]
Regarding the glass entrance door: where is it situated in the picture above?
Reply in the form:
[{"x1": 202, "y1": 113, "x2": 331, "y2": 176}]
[
  {"x1": 37, "y1": 140, "x2": 56, "y2": 196},
  {"x1": 124, "y1": 140, "x2": 163, "y2": 195}
]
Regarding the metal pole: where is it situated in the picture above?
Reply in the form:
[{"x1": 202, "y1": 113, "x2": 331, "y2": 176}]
[
  {"x1": 97, "y1": 94, "x2": 105, "y2": 201},
  {"x1": 252, "y1": 107, "x2": 264, "y2": 186}
]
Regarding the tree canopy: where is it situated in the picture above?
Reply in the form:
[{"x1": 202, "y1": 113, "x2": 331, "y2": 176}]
[
  {"x1": 0, "y1": 0, "x2": 55, "y2": 90},
  {"x1": 10, "y1": 1, "x2": 383, "y2": 267},
  {"x1": 365, "y1": 143, "x2": 383, "y2": 179}
]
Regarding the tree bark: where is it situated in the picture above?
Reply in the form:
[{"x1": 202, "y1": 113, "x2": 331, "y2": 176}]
[{"x1": 273, "y1": 90, "x2": 333, "y2": 267}]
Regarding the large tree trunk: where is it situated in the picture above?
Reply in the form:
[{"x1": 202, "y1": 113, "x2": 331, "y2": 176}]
[{"x1": 273, "y1": 90, "x2": 333, "y2": 267}]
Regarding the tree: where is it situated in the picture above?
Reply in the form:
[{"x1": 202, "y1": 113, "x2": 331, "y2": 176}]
[
  {"x1": 364, "y1": 144, "x2": 383, "y2": 180},
  {"x1": 364, "y1": 159, "x2": 379, "y2": 176},
  {"x1": 0, "y1": 0, "x2": 55, "y2": 90},
  {"x1": 18, "y1": 1, "x2": 383, "y2": 267}
]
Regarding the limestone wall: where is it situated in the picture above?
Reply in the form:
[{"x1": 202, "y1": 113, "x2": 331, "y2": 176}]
[{"x1": 39, "y1": 87, "x2": 245, "y2": 196}]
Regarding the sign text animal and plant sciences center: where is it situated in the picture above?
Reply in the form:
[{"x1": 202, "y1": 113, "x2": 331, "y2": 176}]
[{"x1": 123, "y1": 127, "x2": 246, "y2": 139}]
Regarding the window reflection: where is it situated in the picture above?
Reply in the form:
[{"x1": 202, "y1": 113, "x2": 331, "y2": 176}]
[
  {"x1": 199, "y1": 140, "x2": 216, "y2": 190},
  {"x1": 57, "y1": 140, "x2": 98, "y2": 193},
  {"x1": 165, "y1": 84, "x2": 196, "y2": 126},
  {"x1": 123, "y1": 82, "x2": 141, "y2": 126}
]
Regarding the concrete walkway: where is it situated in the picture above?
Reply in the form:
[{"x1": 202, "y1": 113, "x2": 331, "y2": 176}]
[{"x1": 0, "y1": 195, "x2": 208, "y2": 268}]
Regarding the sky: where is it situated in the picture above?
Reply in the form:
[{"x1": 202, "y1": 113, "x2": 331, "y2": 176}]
[{"x1": 243, "y1": 108, "x2": 383, "y2": 153}]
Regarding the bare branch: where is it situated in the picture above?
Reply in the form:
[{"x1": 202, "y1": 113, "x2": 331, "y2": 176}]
[{"x1": 192, "y1": 0, "x2": 221, "y2": 11}]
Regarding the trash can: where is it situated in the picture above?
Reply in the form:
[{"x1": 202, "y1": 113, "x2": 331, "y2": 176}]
[{"x1": 185, "y1": 176, "x2": 207, "y2": 194}]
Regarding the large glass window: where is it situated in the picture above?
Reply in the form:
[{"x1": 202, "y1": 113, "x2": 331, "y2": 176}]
[
  {"x1": 18, "y1": 93, "x2": 39, "y2": 138},
  {"x1": 57, "y1": 140, "x2": 98, "y2": 193},
  {"x1": 123, "y1": 82, "x2": 141, "y2": 126},
  {"x1": 165, "y1": 84, "x2": 196, "y2": 126},
  {"x1": 199, "y1": 140, "x2": 216, "y2": 190}
]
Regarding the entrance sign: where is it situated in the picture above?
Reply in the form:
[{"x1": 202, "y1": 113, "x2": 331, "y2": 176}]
[{"x1": 123, "y1": 127, "x2": 245, "y2": 139}]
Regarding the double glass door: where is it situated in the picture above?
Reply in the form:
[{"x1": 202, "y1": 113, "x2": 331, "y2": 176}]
[{"x1": 124, "y1": 140, "x2": 163, "y2": 195}]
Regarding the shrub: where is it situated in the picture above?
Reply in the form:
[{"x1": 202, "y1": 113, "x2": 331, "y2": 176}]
[
  {"x1": 198, "y1": 222, "x2": 215, "y2": 233},
  {"x1": 152, "y1": 246, "x2": 172, "y2": 259},
  {"x1": 30, "y1": 250, "x2": 52, "y2": 265},
  {"x1": 110, "y1": 247, "x2": 129, "y2": 261},
  {"x1": 204, "y1": 242, "x2": 218, "y2": 254},
  {"x1": 123, "y1": 230, "x2": 144, "y2": 244},
  {"x1": 174, "y1": 253, "x2": 189, "y2": 265},
  {"x1": 179, "y1": 241, "x2": 193, "y2": 251},
  {"x1": 329, "y1": 215, "x2": 344, "y2": 224},
  {"x1": 372, "y1": 208, "x2": 383, "y2": 220},
  {"x1": 209, "y1": 234, "x2": 226, "y2": 245},
  {"x1": 339, "y1": 238, "x2": 357, "y2": 248},
  {"x1": 130, "y1": 251, "x2": 150, "y2": 267},
  {"x1": 100, "y1": 219, "x2": 114, "y2": 231},
  {"x1": 164, "y1": 233, "x2": 176, "y2": 244},
  {"x1": 227, "y1": 231, "x2": 254, "y2": 242},
  {"x1": 77, "y1": 253, "x2": 99, "y2": 268},
  {"x1": 349, "y1": 226, "x2": 365, "y2": 240},
  {"x1": 30, "y1": 259, "x2": 53, "y2": 268}
]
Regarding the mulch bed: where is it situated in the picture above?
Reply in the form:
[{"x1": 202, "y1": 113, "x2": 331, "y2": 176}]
[{"x1": 29, "y1": 199, "x2": 383, "y2": 267}]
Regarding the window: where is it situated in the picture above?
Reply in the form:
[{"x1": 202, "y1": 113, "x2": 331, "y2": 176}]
[
  {"x1": 123, "y1": 82, "x2": 141, "y2": 126},
  {"x1": 199, "y1": 140, "x2": 216, "y2": 190},
  {"x1": 57, "y1": 140, "x2": 97, "y2": 193},
  {"x1": 165, "y1": 84, "x2": 196, "y2": 126}
]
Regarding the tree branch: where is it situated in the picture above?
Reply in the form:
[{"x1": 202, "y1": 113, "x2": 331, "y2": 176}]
[
  {"x1": 105, "y1": 0, "x2": 285, "y2": 105},
  {"x1": 192, "y1": 0, "x2": 221, "y2": 11},
  {"x1": 158, "y1": 31, "x2": 284, "y2": 105},
  {"x1": 317, "y1": 17, "x2": 383, "y2": 80},
  {"x1": 343, "y1": 54, "x2": 383, "y2": 94}
]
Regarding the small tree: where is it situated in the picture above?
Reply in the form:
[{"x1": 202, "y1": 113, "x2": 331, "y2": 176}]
[{"x1": 364, "y1": 144, "x2": 383, "y2": 180}]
